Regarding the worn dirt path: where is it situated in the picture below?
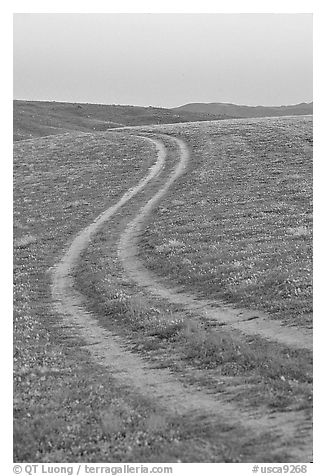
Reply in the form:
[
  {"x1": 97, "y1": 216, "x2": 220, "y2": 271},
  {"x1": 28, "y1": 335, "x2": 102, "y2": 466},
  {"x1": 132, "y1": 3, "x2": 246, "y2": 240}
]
[
  {"x1": 118, "y1": 137, "x2": 312, "y2": 351},
  {"x1": 52, "y1": 133, "x2": 312, "y2": 461}
]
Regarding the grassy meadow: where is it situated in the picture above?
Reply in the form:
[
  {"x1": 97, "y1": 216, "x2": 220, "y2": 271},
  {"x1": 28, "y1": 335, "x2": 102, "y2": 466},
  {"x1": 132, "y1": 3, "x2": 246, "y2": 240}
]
[
  {"x1": 13, "y1": 111, "x2": 313, "y2": 462},
  {"x1": 75, "y1": 218, "x2": 313, "y2": 413},
  {"x1": 13, "y1": 132, "x2": 173, "y2": 461},
  {"x1": 73, "y1": 117, "x2": 312, "y2": 433},
  {"x1": 138, "y1": 116, "x2": 313, "y2": 328},
  {"x1": 14, "y1": 130, "x2": 280, "y2": 462},
  {"x1": 13, "y1": 100, "x2": 227, "y2": 141}
]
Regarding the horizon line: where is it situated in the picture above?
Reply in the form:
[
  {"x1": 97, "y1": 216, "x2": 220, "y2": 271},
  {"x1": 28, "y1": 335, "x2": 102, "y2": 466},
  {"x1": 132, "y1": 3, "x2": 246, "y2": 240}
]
[{"x1": 13, "y1": 98, "x2": 314, "y2": 109}]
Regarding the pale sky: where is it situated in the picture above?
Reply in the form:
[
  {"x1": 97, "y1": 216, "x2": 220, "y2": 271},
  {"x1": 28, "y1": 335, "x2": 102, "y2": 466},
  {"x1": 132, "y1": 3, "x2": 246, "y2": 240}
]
[{"x1": 13, "y1": 13, "x2": 313, "y2": 107}]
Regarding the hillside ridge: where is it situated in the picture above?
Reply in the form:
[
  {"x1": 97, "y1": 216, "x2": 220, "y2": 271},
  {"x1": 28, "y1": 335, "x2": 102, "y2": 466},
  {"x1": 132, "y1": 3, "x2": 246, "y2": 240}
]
[
  {"x1": 13, "y1": 100, "x2": 228, "y2": 141},
  {"x1": 13, "y1": 99, "x2": 313, "y2": 142},
  {"x1": 172, "y1": 101, "x2": 313, "y2": 118}
]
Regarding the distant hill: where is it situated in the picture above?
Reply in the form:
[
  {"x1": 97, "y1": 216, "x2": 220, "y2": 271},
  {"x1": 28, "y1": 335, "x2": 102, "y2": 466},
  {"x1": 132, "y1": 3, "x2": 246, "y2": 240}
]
[
  {"x1": 172, "y1": 101, "x2": 313, "y2": 118},
  {"x1": 13, "y1": 100, "x2": 313, "y2": 142},
  {"x1": 13, "y1": 100, "x2": 228, "y2": 141}
]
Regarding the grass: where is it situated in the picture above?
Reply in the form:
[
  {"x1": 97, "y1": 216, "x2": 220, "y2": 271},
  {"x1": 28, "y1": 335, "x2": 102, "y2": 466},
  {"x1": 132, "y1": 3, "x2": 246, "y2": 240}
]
[
  {"x1": 13, "y1": 131, "x2": 166, "y2": 461},
  {"x1": 13, "y1": 129, "x2": 289, "y2": 462},
  {"x1": 13, "y1": 100, "x2": 228, "y2": 141},
  {"x1": 74, "y1": 213, "x2": 312, "y2": 414},
  {"x1": 70, "y1": 116, "x2": 312, "y2": 416},
  {"x1": 14, "y1": 234, "x2": 38, "y2": 248},
  {"x1": 13, "y1": 116, "x2": 312, "y2": 462},
  {"x1": 137, "y1": 116, "x2": 313, "y2": 328},
  {"x1": 17, "y1": 315, "x2": 259, "y2": 463}
]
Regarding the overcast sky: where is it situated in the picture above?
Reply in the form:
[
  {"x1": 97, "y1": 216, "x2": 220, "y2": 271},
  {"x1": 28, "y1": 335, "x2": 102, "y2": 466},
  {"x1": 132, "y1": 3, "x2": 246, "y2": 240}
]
[{"x1": 13, "y1": 13, "x2": 312, "y2": 107}]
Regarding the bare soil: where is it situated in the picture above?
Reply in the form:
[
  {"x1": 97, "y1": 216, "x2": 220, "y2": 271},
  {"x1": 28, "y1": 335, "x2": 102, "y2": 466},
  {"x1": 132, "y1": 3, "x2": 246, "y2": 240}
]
[
  {"x1": 118, "y1": 137, "x2": 312, "y2": 351},
  {"x1": 52, "y1": 133, "x2": 312, "y2": 462}
]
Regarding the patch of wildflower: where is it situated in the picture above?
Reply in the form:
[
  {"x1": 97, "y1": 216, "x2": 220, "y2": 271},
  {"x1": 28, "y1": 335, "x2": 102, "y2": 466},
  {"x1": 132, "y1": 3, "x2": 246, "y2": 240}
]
[{"x1": 140, "y1": 116, "x2": 313, "y2": 327}]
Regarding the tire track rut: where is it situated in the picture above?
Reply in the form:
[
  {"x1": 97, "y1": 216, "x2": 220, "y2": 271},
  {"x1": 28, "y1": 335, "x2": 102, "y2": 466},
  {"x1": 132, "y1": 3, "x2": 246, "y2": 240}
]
[
  {"x1": 118, "y1": 137, "x2": 312, "y2": 351},
  {"x1": 52, "y1": 133, "x2": 312, "y2": 462}
]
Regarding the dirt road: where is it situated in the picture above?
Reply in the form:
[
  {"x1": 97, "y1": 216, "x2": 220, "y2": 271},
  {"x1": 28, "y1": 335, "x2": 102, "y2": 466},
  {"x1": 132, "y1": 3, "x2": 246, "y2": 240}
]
[
  {"x1": 118, "y1": 137, "x2": 312, "y2": 351},
  {"x1": 52, "y1": 133, "x2": 312, "y2": 462}
]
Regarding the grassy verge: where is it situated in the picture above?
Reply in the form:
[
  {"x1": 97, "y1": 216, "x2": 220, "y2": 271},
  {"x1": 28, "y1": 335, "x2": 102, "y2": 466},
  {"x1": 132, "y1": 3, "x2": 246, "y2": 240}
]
[
  {"x1": 13, "y1": 130, "x2": 292, "y2": 462},
  {"x1": 75, "y1": 213, "x2": 312, "y2": 415},
  {"x1": 13, "y1": 100, "x2": 227, "y2": 141},
  {"x1": 137, "y1": 116, "x2": 313, "y2": 328},
  {"x1": 17, "y1": 295, "x2": 277, "y2": 463},
  {"x1": 13, "y1": 120, "x2": 313, "y2": 461},
  {"x1": 13, "y1": 131, "x2": 164, "y2": 461}
]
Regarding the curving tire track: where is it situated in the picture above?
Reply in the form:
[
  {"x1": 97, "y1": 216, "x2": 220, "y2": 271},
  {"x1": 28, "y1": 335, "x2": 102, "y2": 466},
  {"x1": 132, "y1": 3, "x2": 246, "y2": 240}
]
[
  {"x1": 51, "y1": 133, "x2": 312, "y2": 461},
  {"x1": 118, "y1": 137, "x2": 312, "y2": 351}
]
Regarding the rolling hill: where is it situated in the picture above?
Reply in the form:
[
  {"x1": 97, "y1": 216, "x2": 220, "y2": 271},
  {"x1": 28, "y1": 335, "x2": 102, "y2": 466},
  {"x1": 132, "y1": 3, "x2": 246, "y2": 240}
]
[
  {"x1": 13, "y1": 99, "x2": 313, "y2": 142},
  {"x1": 172, "y1": 101, "x2": 313, "y2": 118},
  {"x1": 13, "y1": 100, "x2": 228, "y2": 141}
]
